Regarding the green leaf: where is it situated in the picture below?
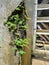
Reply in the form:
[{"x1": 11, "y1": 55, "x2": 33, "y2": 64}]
[
  {"x1": 14, "y1": 38, "x2": 29, "y2": 47},
  {"x1": 3, "y1": 22, "x2": 7, "y2": 25},
  {"x1": 15, "y1": 14, "x2": 19, "y2": 18},
  {"x1": 10, "y1": 16, "x2": 14, "y2": 20},
  {"x1": 21, "y1": 25, "x2": 28, "y2": 30},
  {"x1": 14, "y1": 39, "x2": 21, "y2": 46},
  {"x1": 16, "y1": 7, "x2": 20, "y2": 11},
  {"x1": 19, "y1": 21, "x2": 23, "y2": 25},
  {"x1": 14, "y1": 14, "x2": 20, "y2": 22},
  {"x1": 7, "y1": 22, "x2": 12, "y2": 25},
  {"x1": 23, "y1": 38, "x2": 29, "y2": 44},
  {"x1": 19, "y1": 50, "x2": 25, "y2": 55},
  {"x1": 8, "y1": 23, "x2": 16, "y2": 29}
]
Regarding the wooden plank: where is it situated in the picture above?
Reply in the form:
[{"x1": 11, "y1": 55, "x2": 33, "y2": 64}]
[
  {"x1": 37, "y1": 4, "x2": 49, "y2": 10},
  {"x1": 36, "y1": 40, "x2": 49, "y2": 44},
  {"x1": 36, "y1": 43, "x2": 49, "y2": 46},
  {"x1": 37, "y1": 20, "x2": 49, "y2": 22},
  {"x1": 36, "y1": 32, "x2": 49, "y2": 35},
  {"x1": 37, "y1": 17, "x2": 49, "y2": 20},
  {"x1": 41, "y1": 23, "x2": 49, "y2": 29},
  {"x1": 39, "y1": 34, "x2": 47, "y2": 41},
  {"x1": 37, "y1": 23, "x2": 49, "y2": 41},
  {"x1": 33, "y1": 49, "x2": 49, "y2": 58},
  {"x1": 21, "y1": 0, "x2": 33, "y2": 65},
  {"x1": 44, "y1": 35, "x2": 49, "y2": 41},
  {"x1": 36, "y1": 43, "x2": 44, "y2": 47},
  {"x1": 36, "y1": 30, "x2": 49, "y2": 32},
  {"x1": 36, "y1": 32, "x2": 49, "y2": 42},
  {"x1": 32, "y1": 0, "x2": 37, "y2": 52},
  {"x1": 35, "y1": 49, "x2": 49, "y2": 55}
]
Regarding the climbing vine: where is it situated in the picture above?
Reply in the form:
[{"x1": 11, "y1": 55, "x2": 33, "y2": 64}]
[{"x1": 3, "y1": 2, "x2": 29, "y2": 56}]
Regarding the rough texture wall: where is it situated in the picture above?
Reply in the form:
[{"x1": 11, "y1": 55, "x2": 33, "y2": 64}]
[{"x1": 0, "y1": 0, "x2": 22, "y2": 65}]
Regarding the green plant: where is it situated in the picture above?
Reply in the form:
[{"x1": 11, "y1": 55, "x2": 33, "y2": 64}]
[
  {"x1": 3, "y1": 2, "x2": 29, "y2": 57},
  {"x1": 13, "y1": 38, "x2": 29, "y2": 56},
  {"x1": 19, "y1": 50, "x2": 25, "y2": 56}
]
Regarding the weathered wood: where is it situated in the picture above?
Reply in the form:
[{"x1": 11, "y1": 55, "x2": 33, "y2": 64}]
[
  {"x1": 44, "y1": 35, "x2": 49, "y2": 41},
  {"x1": 37, "y1": 20, "x2": 49, "y2": 22},
  {"x1": 36, "y1": 40, "x2": 49, "y2": 44},
  {"x1": 21, "y1": 0, "x2": 33, "y2": 65},
  {"x1": 36, "y1": 43, "x2": 49, "y2": 46},
  {"x1": 37, "y1": 17, "x2": 49, "y2": 20},
  {"x1": 36, "y1": 32, "x2": 49, "y2": 35},
  {"x1": 41, "y1": 23, "x2": 49, "y2": 29},
  {"x1": 37, "y1": 4, "x2": 49, "y2": 10},
  {"x1": 37, "y1": 30, "x2": 49, "y2": 32},
  {"x1": 35, "y1": 49, "x2": 49, "y2": 55}
]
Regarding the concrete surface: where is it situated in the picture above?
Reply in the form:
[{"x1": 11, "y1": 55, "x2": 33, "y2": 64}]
[
  {"x1": 0, "y1": 0, "x2": 22, "y2": 65},
  {"x1": 32, "y1": 56, "x2": 49, "y2": 65}
]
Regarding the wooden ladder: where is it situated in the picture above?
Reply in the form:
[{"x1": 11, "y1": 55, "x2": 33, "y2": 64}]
[{"x1": 33, "y1": 1, "x2": 49, "y2": 55}]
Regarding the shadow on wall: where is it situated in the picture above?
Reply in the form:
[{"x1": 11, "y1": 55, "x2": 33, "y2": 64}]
[
  {"x1": 38, "y1": 0, "x2": 49, "y2": 17},
  {"x1": 38, "y1": 0, "x2": 43, "y2": 4},
  {"x1": 38, "y1": 0, "x2": 49, "y2": 4}
]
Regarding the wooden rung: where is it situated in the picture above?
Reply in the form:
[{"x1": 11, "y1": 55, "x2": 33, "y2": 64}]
[
  {"x1": 37, "y1": 4, "x2": 49, "y2": 10},
  {"x1": 36, "y1": 40, "x2": 44, "y2": 43},
  {"x1": 37, "y1": 17, "x2": 49, "y2": 20},
  {"x1": 44, "y1": 35, "x2": 49, "y2": 41},
  {"x1": 34, "y1": 49, "x2": 49, "y2": 55},
  {"x1": 41, "y1": 23, "x2": 49, "y2": 29},
  {"x1": 38, "y1": 34, "x2": 48, "y2": 41},
  {"x1": 37, "y1": 20, "x2": 49, "y2": 22},
  {"x1": 36, "y1": 43, "x2": 49, "y2": 46},
  {"x1": 36, "y1": 43, "x2": 43, "y2": 47},
  {"x1": 36, "y1": 40, "x2": 49, "y2": 44},
  {"x1": 36, "y1": 32, "x2": 49, "y2": 35},
  {"x1": 36, "y1": 30, "x2": 49, "y2": 35},
  {"x1": 36, "y1": 43, "x2": 49, "y2": 49},
  {"x1": 36, "y1": 30, "x2": 49, "y2": 32}
]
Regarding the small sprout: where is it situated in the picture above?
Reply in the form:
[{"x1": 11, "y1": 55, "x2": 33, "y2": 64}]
[
  {"x1": 15, "y1": 14, "x2": 19, "y2": 18},
  {"x1": 19, "y1": 50, "x2": 25, "y2": 55},
  {"x1": 23, "y1": 38, "x2": 29, "y2": 44},
  {"x1": 21, "y1": 25, "x2": 28, "y2": 30},
  {"x1": 19, "y1": 20, "x2": 23, "y2": 25},
  {"x1": 3, "y1": 22, "x2": 7, "y2": 25},
  {"x1": 10, "y1": 16, "x2": 14, "y2": 20},
  {"x1": 7, "y1": 22, "x2": 11, "y2": 26},
  {"x1": 16, "y1": 7, "x2": 20, "y2": 11}
]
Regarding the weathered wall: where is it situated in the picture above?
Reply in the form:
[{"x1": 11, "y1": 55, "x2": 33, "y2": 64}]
[{"x1": 0, "y1": 0, "x2": 22, "y2": 65}]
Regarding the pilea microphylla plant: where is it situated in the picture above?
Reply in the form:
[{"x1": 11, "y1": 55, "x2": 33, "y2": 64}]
[{"x1": 3, "y1": 2, "x2": 29, "y2": 56}]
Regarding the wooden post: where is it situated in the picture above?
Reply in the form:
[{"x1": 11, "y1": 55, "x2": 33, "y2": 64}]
[{"x1": 21, "y1": 0, "x2": 33, "y2": 65}]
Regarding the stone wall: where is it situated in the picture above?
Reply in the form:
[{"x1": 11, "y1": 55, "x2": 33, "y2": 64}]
[{"x1": 0, "y1": 0, "x2": 22, "y2": 65}]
